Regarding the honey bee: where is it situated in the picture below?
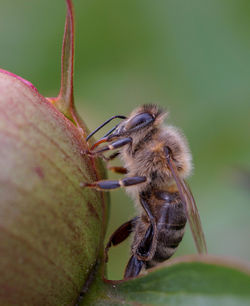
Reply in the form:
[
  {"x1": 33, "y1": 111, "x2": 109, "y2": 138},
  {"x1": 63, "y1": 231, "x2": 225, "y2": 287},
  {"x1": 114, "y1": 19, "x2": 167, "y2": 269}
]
[{"x1": 84, "y1": 104, "x2": 207, "y2": 279}]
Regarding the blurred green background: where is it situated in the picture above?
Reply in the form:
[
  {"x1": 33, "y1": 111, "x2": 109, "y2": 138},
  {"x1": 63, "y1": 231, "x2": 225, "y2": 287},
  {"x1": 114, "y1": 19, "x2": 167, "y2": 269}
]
[{"x1": 1, "y1": 0, "x2": 249, "y2": 280}]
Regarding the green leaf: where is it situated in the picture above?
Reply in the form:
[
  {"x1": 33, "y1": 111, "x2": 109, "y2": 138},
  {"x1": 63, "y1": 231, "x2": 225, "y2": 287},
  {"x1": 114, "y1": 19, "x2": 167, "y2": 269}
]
[
  {"x1": 82, "y1": 255, "x2": 250, "y2": 306},
  {"x1": 0, "y1": 70, "x2": 108, "y2": 305}
]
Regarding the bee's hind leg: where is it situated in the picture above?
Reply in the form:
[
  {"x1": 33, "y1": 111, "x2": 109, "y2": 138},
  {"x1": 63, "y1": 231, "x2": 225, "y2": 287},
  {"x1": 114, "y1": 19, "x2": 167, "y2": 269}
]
[
  {"x1": 124, "y1": 221, "x2": 155, "y2": 279},
  {"x1": 124, "y1": 255, "x2": 145, "y2": 279},
  {"x1": 124, "y1": 195, "x2": 157, "y2": 279},
  {"x1": 105, "y1": 217, "x2": 139, "y2": 262},
  {"x1": 124, "y1": 223, "x2": 155, "y2": 279}
]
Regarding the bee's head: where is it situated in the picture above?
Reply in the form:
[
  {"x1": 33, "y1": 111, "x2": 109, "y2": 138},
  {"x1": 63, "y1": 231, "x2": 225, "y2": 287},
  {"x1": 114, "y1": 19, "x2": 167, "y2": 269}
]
[{"x1": 108, "y1": 104, "x2": 167, "y2": 140}]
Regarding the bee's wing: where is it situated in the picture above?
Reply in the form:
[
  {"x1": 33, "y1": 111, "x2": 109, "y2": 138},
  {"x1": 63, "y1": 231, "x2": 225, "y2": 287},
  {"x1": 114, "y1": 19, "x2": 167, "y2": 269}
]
[{"x1": 167, "y1": 156, "x2": 207, "y2": 254}]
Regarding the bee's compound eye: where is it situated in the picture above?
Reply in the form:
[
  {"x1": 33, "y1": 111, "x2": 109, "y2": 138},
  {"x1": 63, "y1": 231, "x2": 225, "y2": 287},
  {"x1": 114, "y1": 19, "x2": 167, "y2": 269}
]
[{"x1": 127, "y1": 113, "x2": 153, "y2": 130}]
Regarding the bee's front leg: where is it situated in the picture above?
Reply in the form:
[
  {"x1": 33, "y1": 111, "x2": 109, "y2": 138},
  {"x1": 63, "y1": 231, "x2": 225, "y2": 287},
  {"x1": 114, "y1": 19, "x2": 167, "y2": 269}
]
[{"x1": 87, "y1": 137, "x2": 132, "y2": 157}]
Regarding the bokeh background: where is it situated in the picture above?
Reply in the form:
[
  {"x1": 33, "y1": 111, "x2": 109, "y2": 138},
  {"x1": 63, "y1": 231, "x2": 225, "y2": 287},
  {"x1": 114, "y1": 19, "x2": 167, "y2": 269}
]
[{"x1": 1, "y1": 0, "x2": 249, "y2": 280}]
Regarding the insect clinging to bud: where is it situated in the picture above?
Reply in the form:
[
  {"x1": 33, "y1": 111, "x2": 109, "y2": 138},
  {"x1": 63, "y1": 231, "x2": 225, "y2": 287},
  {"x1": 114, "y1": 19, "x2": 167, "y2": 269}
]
[{"x1": 84, "y1": 104, "x2": 207, "y2": 279}]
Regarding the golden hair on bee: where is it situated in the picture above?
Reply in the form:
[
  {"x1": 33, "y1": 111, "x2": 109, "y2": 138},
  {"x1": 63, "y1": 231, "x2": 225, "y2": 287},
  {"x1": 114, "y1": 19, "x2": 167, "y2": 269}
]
[{"x1": 118, "y1": 104, "x2": 192, "y2": 183}]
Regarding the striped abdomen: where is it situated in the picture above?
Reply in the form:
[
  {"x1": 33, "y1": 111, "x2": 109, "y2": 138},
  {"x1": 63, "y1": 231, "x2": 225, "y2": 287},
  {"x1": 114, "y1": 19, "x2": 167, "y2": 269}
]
[{"x1": 146, "y1": 193, "x2": 187, "y2": 268}]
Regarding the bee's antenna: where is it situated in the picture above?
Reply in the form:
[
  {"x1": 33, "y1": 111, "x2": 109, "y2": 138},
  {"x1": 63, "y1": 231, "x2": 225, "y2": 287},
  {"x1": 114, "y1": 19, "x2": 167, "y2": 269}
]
[{"x1": 86, "y1": 115, "x2": 126, "y2": 141}]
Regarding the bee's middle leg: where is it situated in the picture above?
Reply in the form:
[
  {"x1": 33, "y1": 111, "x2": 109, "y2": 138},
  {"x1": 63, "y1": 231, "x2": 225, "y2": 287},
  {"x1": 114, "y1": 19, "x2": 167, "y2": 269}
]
[
  {"x1": 81, "y1": 176, "x2": 146, "y2": 191},
  {"x1": 135, "y1": 194, "x2": 158, "y2": 260},
  {"x1": 107, "y1": 166, "x2": 128, "y2": 174},
  {"x1": 91, "y1": 151, "x2": 128, "y2": 174}
]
